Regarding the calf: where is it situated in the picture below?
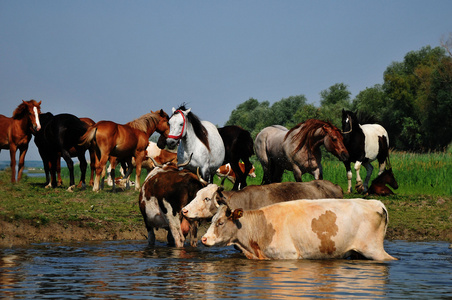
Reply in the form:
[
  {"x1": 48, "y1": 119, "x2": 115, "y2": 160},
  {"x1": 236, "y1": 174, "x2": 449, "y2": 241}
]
[
  {"x1": 139, "y1": 160, "x2": 206, "y2": 247},
  {"x1": 216, "y1": 163, "x2": 256, "y2": 186},
  {"x1": 182, "y1": 180, "x2": 343, "y2": 220},
  {"x1": 202, "y1": 198, "x2": 397, "y2": 261}
]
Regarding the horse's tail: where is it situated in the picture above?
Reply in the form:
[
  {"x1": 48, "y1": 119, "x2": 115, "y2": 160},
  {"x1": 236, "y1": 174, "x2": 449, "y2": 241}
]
[
  {"x1": 79, "y1": 125, "x2": 97, "y2": 148},
  {"x1": 377, "y1": 135, "x2": 391, "y2": 168}
]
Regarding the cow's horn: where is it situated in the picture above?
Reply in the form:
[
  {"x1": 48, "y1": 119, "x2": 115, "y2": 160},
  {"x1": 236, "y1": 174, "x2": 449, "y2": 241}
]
[
  {"x1": 177, "y1": 153, "x2": 193, "y2": 168},
  {"x1": 197, "y1": 168, "x2": 208, "y2": 185},
  {"x1": 149, "y1": 156, "x2": 163, "y2": 168}
]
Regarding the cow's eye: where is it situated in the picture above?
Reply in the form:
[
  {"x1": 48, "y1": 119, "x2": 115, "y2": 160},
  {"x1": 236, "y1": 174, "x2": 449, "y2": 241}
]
[
  {"x1": 217, "y1": 221, "x2": 224, "y2": 227},
  {"x1": 204, "y1": 197, "x2": 210, "y2": 202}
]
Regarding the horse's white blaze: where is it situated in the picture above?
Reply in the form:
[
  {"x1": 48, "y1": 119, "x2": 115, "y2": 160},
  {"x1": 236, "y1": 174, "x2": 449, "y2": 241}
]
[{"x1": 33, "y1": 106, "x2": 41, "y2": 131}]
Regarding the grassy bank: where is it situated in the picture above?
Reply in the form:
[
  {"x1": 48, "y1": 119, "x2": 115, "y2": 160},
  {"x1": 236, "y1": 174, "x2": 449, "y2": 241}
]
[{"x1": 0, "y1": 150, "x2": 451, "y2": 247}]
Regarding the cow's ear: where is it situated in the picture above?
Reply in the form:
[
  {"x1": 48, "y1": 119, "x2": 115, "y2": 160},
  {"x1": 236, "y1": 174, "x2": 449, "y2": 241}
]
[{"x1": 232, "y1": 209, "x2": 243, "y2": 221}]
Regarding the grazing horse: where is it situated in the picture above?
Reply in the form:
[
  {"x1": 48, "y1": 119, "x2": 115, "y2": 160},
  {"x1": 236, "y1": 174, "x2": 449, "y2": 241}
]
[
  {"x1": 341, "y1": 109, "x2": 390, "y2": 193},
  {"x1": 80, "y1": 109, "x2": 170, "y2": 192},
  {"x1": 255, "y1": 119, "x2": 349, "y2": 184},
  {"x1": 34, "y1": 113, "x2": 90, "y2": 191},
  {"x1": 166, "y1": 105, "x2": 225, "y2": 182},
  {"x1": 0, "y1": 100, "x2": 42, "y2": 183},
  {"x1": 218, "y1": 125, "x2": 254, "y2": 190}
]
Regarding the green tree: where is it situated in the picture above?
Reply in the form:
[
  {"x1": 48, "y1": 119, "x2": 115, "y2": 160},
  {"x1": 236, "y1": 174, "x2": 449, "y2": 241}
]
[
  {"x1": 319, "y1": 83, "x2": 352, "y2": 127},
  {"x1": 383, "y1": 45, "x2": 452, "y2": 150}
]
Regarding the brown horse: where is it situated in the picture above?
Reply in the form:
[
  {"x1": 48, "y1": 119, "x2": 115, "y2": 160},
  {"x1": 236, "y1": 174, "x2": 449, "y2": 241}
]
[
  {"x1": 0, "y1": 100, "x2": 42, "y2": 183},
  {"x1": 367, "y1": 167, "x2": 399, "y2": 196},
  {"x1": 80, "y1": 110, "x2": 170, "y2": 192},
  {"x1": 255, "y1": 119, "x2": 349, "y2": 184}
]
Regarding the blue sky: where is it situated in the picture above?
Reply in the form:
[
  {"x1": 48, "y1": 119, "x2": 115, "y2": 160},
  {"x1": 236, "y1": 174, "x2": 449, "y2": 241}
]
[{"x1": 1, "y1": 0, "x2": 451, "y2": 161}]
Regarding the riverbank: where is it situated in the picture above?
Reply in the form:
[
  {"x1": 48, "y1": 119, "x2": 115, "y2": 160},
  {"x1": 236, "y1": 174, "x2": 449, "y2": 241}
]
[{"x1": 0, "y1": 170, "x2": 451, "y2": 247}]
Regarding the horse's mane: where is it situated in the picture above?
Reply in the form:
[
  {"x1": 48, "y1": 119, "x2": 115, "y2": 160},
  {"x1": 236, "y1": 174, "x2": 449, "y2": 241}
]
[
  {"x1": 12, "y1": 100, "x2": 40, "y2": 119},
  {"x1": 126, "y1": 112, "x2": 162, "y2": 133},
  {"x1": 286, "y1": 119, "x2": 337, "y2": 154},
  {"x1": 174, "y1": 104, "x2": 210, "y2": 150}
]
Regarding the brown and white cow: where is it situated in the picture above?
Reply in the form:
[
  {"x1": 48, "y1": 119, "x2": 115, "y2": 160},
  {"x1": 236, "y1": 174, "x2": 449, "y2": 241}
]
[
  {"x1": 182, "y1": 180, "x2": 343, "y2": 220},
  {"x1": 201, "y1": 198, "x2": 397, "y2": 261},
  {"x1": 139, "y1": 159, "x2": 206, "y2": 247},
  {"x1": 216, "y1": 162, "x2": 256, "y2": 186}
]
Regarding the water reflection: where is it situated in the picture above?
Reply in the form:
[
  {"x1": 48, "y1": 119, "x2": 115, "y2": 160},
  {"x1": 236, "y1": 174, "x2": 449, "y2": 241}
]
[{"x1": 0, "y1": 240, "x2": 450, "y2": 299}]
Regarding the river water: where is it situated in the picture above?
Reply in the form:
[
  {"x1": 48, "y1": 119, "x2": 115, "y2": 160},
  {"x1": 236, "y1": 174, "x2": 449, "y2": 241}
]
[{"x1": 0, "y1": 240, "x2": 450, "y2": 299}]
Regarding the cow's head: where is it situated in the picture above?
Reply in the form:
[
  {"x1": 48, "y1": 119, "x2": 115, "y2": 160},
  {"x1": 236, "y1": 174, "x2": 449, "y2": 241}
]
[
  {"x1": 201, "y1": 204, "x2": 243, "y2": 247},
  {"x1": 182, "y1": 183, "x2": 226, "y2": 219}
]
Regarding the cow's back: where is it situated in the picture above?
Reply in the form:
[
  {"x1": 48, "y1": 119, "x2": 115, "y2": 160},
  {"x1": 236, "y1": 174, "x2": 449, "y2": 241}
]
[
  {"x1": 257, "y1": 198, "x2": 393, "y2": 260},
  {"x1": 226, "y1": 180, "x2": 343, "y2": 210}
]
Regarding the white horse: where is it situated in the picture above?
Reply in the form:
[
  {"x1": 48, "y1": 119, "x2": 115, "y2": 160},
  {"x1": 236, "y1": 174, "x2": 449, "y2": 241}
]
[
  {"x1": 166, "y1": 105, "x2": 225, "y2": 182},
  {"x1": 341, "y1": 109, "x2": 390, "y2": 194}
]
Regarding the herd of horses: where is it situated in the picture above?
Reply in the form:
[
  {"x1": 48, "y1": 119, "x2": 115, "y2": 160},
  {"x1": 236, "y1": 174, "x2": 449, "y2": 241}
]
[{"x1": 0, "y1": 100, "x2": 398, "y2": 196}]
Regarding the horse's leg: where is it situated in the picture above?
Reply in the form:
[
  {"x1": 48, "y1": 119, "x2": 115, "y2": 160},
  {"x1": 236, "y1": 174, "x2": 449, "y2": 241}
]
[
  {"x1": 344, "y1": 162, "x2": 353, "y2": 193},
  {"x1": 61, "y1": 149, "x2": 75, "y2": 191},
  {"x1": 241, "y1": 157, "x2": 253, "y2": 189},
  {"x1": 93, "y1": 154, "x2": 108, "y2": 192},
  {"x1": 292, "y1": 165, "x2": 304, "y2": 182},
  {"x1": 106, "y1": 162, "x2": 113, "y2": 186},
  {"x1": 134, "y1": 162, "x2": 142, "y2": 191},
  {"x1": 109, "y1": 157, "x2": 118, "y2": 192},
  {"x1": 56, "y1": 153, "x2": 63, "y2": 187},
  {"x1": 88, "y1": 149, "x2": 95, "y2": 186},
  {"x1": 49, "y1": 156, "x2": 58, "y2": 188},
  {"x1": 17, "y1": 145, "x2": 29, "y2": 183},
  {"x1": 354, "y1": 161, "x2": 363, "y2": 192},
  {"x1": 76, "y1": 150, "x2": 87, "y2": 189},
  {"x1": 229, "y1": 160, "x2": 243, "y2": 190},
  {"x1": 362, "y1": 161, "x2": 374, "y2": 193},
  {"x1": 9, "y1": 145, "x2": 17, "y2": 183}
]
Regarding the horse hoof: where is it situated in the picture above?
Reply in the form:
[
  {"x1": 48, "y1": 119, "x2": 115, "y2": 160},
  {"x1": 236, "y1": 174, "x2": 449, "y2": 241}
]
[{"x1": 67, "y1": 185, "x2": 75, "y2": 192}]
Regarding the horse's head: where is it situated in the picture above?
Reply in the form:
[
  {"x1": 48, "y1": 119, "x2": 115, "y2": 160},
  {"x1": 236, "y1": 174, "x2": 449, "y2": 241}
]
[
  {"x1": 323, "y1": 124, "x2": 349, "y2": 162},
  {"x1": 151, "y1": 109, "x2": 171, "y2": 149},
  {"x1": 381, "y1": 168, "x2": 399, "y2": 190},
  {"x1": 15, "y1": 100, "x2": 42, "y2": 133},
  {"x1": 341, "y1": 109, "x2": 356, "y2": 136},
  {"x1": 166, "y1": 107, "x2": 190, "y2": 149}
]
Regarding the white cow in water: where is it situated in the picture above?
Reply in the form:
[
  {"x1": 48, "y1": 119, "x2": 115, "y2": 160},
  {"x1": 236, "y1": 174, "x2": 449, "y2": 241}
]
[{"x1": 202, "y1": 198, "x2": 397, "y2": 261}]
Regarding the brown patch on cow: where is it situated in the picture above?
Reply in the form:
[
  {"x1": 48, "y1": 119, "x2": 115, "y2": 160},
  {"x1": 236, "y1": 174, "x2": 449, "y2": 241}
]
[{"x1": 311, "y1": 210, "x2": 338, "y2": 255}]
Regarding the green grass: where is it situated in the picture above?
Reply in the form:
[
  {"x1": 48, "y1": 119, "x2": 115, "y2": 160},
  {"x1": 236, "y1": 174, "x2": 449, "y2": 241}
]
[{"x1": 0, "y1": 149, "x2": 451, "y2": 243}]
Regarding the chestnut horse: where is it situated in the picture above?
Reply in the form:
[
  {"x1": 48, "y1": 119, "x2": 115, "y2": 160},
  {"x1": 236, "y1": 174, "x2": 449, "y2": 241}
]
[
  {"x1": 80, "y1": 109, "x2": 170, "y2": 192},
  {"x1": 255, "y1": 119, "x2": 349, "y2": 184},
  {"x1": 0, "y1": 100, "x2": 42, "y2": 182}
]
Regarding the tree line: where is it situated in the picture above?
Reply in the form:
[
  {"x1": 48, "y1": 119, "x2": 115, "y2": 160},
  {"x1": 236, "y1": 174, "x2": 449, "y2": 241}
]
[{"x1": 225, "y1": 44, "x2": 452, "y2": 152}]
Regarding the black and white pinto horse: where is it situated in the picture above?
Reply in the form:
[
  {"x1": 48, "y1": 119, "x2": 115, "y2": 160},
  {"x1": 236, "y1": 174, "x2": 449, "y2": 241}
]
[
  {"x1": 341, "y1": 109, "x2": 390, "y2": 193},
  {"x1": 166, "y1": 105, "x2": 225, "y2": 183}
]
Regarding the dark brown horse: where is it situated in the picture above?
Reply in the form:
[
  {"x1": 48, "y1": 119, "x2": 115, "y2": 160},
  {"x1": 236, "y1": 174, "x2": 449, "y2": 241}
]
[
  {"x1": 367, "y1": 167, "x2": 398, "y2": 196},
  {"x1": 218, "y1": 125, "x2": 254, "y2": 190},
  {"x1": 41, "y1": 117, "x2": 96, "y2": 188},
  {"x1": 255, "y1": 119, "x2": 349, "y2": 184},
  {"x1": 80, "y1": 110, "x2": 170, "y2": 192},
  {"x1": 0, "y1": 100, "x2": 42, "y2": 182},
  {"x1": 34, "y1": 113, "x2": 91, "y2": 191}
]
